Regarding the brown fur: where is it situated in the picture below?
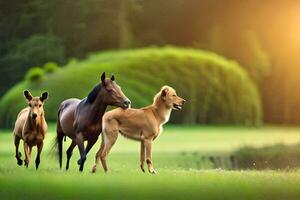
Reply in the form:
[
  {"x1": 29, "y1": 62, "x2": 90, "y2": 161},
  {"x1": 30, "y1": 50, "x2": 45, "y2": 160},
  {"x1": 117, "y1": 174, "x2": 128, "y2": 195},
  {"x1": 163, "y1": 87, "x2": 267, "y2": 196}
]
[
  {"x1": 92, "y1": 85, "x2": 185, "y2": 174},
  {"x1": 13, "y1": 90, "x2": 48, "y2": 169},
  {"x1": 56, "y1": 72, "x2": 130, "y2": 171}
]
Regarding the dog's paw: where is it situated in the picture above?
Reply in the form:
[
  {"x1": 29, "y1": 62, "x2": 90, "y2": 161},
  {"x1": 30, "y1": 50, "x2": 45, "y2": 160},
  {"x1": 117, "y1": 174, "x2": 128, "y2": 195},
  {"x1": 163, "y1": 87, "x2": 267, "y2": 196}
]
[{"x1": 149, "y1": 168, "x2": 157, "y2": 174}]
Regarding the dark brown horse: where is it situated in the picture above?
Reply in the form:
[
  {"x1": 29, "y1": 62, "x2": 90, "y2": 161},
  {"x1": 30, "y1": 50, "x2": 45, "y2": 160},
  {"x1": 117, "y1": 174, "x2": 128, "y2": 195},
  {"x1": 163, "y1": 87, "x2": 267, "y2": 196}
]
[{"x1": 56, "y1": 72, "x2": 130, "y2": 171}]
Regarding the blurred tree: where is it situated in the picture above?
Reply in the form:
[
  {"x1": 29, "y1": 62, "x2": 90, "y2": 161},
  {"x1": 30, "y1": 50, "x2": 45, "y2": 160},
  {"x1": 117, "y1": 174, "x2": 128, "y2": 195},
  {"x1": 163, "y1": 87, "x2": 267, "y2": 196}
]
[{"x1": 0, "y1": 34, "x2": 65, "y2": 95}]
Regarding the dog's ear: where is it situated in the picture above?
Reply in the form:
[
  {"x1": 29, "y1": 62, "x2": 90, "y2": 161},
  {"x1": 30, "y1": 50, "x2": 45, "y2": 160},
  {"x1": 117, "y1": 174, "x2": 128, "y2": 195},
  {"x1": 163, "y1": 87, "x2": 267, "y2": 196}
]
[
  {"x1": 101, "y1": 72, "x2": 106, "y2": 86},
  {"x1": 24, "y1": 90, "x2": 32, "y2": 101},
  {"x1": 161, "y1": 88, "x2": 168, "y2": 99},
  {"x1": 40, "y1": 92, "x2": 48, "y2": 102}
]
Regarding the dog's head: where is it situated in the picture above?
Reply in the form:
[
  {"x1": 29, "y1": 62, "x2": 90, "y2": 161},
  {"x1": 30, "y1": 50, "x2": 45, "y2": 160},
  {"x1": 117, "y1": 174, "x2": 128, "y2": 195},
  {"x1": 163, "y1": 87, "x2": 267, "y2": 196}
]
[{"x1": 160, "y1": 86, "x2": 186, "y2": 110}]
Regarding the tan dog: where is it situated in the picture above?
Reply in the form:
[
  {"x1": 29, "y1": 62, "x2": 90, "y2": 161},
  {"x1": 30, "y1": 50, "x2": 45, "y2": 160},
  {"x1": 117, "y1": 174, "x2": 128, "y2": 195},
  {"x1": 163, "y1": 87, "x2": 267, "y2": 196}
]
[
  {"x1": 92, "y1": 86, "x2": 185, "y2": 174},
  {"x1": 13, "y1": 90, "x2": 48, "y2": 169}
]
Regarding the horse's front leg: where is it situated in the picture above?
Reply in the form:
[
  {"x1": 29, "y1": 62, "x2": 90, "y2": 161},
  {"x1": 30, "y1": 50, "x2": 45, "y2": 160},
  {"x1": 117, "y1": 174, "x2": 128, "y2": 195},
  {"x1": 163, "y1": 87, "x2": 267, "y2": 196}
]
[
  {"x1": 75, "y1": 133, "x2": 86, "y2": 172},
  {"x1": 23, "y1": 142, "x2": 30, "y2": 168},
  {"x1": 14, "y1": 135, "x2": 23, "y2": 166},
  {"x1": 35, "y1": 142, "x2": 43, "y2": 170},
  {"x1": 77, "y1": 137, "x2": 98, "y2": 165}
]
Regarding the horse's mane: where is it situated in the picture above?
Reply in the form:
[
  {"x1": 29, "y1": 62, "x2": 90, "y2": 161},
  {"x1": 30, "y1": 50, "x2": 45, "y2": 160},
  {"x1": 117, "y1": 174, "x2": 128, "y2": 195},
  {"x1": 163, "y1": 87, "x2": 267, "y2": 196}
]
[{"x1": 86, "y1": 84, "x2": 102, "y2": 104}]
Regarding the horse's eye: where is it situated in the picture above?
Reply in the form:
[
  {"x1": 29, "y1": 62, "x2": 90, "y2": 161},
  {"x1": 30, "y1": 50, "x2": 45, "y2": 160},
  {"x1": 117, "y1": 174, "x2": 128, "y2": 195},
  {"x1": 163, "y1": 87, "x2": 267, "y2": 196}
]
[
  {"x1": 173, "y1": 94, "x2": 176, "y2": 97},
  {"x1": 107, "y1": 89, "x2": 113, "y2": 92},
  {"x1": 28, "y1": 103, "x2": 31, "y2": 107},
  {"x1": 39, "y1": 104, "x2": 42, "y2": 107}
]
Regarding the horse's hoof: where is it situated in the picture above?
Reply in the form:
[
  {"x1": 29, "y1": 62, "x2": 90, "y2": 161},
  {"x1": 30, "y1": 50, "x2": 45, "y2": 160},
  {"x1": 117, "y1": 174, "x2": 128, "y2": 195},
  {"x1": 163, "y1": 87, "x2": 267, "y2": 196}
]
[
  {"x1": 140, "y1": 165, "x2": 145, "y2": 173},
  {"x1": 24, "y1": 160, "x2": 29, "y2": 168},
  {"x1": 91, "y1": 165, "x2": 97, "y2": 173},
  {"x1": 17, "y1": 159, "x2": 23, "y2": 166}
]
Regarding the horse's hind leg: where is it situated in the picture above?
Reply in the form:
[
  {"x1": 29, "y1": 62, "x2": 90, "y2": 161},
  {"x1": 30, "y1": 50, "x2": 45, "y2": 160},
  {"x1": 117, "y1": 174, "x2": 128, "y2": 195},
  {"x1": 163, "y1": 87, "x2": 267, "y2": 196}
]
[
  {"x1": 35, "y1": 142, "x2": 43, "y2": 170},
  {"x1": 56, "y1": 121, "x2": 65, "y2": 169},
  {"x1": 14, "y1": 135, "x2": 23, "y2": 166},
  {"x1": 66, "y1": 140, "x2": 76, "y2": 170}
]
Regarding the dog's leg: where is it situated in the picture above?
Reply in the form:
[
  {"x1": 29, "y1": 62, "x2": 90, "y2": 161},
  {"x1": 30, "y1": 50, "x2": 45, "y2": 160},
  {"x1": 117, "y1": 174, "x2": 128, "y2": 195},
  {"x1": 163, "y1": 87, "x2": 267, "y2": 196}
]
[
  {"x1": 100, "y1": 131, "x2": 118, "y2": 173},
  {"x1": 145, "y1": 139, "x2": 156, "y2": 174},
  {"x1": 92, "y1": 138, "x2": 105, "y2": 173},
  {"x1": 140, "y1": 141, "x2": 145, "y2": 172}
]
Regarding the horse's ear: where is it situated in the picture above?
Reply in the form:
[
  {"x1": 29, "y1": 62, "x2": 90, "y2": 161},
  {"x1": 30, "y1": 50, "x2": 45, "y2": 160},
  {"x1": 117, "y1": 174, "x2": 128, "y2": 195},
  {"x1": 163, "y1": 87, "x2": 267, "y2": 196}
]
[
  {"x1": 40, "y1": 92, "x2": 48, "y2": 102},
  {"x1": 101, "y1": 72, "x2": 106, "y2": 86},
  {"x1": 24, "y1": 90, "x2": 32, "y2": 101},
  {"x1": 111, "y1": 74, "x2": 115, "y2": 81}
]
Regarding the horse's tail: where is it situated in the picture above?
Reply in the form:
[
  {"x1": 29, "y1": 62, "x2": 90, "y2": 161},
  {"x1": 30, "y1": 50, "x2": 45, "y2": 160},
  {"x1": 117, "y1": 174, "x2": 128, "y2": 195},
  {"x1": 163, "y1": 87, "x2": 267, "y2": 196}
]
[{"x1": 56, "y1": 106, "x2": 64, "y2": 169}]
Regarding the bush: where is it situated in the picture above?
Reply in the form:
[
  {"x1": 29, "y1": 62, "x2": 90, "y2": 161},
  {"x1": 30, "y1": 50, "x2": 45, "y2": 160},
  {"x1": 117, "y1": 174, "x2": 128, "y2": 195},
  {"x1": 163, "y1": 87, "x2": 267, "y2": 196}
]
[
  {"x1": 25, "y1": 67, "x2": 45, "y2": 82},
  {"x1": 43, "y1": 62, "x2": 58, "y2": 73},
  {"x1": 0, "y1": 47, "x2": 262, "y2": 128},
  {"x1": 232, "y1": 143, "x2": 300, "y2": 170}
]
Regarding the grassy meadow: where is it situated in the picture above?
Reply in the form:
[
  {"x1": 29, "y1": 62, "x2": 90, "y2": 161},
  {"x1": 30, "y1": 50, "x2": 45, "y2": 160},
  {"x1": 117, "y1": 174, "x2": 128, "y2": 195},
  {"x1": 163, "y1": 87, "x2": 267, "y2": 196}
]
[{"x1": 1, "y1": 125, "x2": 300, "y2": 199}]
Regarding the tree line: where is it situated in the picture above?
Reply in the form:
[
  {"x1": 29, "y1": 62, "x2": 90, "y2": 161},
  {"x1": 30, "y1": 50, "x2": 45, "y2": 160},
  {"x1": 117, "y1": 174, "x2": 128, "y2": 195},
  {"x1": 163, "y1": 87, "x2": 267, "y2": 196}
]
[{"x1": 1, "y1": 0, "x2": 300, "y2": 124}]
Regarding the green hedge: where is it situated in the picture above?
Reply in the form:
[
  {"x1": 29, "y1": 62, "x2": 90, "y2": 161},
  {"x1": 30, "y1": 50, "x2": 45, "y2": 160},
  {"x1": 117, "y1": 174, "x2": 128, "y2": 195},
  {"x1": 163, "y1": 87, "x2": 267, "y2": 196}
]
[
  {"x1": 0, "y1": 47, "x2": 262, "y2": 128},
  {"x1": 233, "y1": 143, "x2": 300, "y2": 169}
]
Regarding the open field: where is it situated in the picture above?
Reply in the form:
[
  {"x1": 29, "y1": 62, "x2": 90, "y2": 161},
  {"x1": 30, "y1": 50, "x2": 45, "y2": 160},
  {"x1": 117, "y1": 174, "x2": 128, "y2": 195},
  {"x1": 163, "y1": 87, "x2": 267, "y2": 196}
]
[{"x1": 1, "y1": 125, "x2": 300, "y2": 200}]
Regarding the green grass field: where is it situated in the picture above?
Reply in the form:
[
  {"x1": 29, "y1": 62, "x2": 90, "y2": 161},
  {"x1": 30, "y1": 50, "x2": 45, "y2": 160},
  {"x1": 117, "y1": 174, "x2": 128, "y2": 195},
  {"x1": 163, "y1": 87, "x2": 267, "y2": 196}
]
[{"x1": 1, "y1": 125, "x2": 300, "y2": 200}]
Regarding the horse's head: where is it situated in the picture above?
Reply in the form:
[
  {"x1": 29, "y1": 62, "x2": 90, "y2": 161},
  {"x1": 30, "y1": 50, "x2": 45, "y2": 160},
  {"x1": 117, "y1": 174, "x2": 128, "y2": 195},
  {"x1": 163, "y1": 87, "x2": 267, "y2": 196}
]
[
  {"x1": 23, "y1": 90, "x2": 48, "y2": 120},
  {"x1": 100, "y1": 72, "x2": 131, "y2": 109}
]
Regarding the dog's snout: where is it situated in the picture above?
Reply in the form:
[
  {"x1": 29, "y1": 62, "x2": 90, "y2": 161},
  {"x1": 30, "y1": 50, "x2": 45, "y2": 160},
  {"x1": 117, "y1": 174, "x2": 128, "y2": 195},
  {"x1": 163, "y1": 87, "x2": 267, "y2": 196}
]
[
  {"x1": 123, "y1": 99, "x2": 131, "y2": 108},
  {"x1": 32, "y1": 113, "x2": 37, "y2": 119}
]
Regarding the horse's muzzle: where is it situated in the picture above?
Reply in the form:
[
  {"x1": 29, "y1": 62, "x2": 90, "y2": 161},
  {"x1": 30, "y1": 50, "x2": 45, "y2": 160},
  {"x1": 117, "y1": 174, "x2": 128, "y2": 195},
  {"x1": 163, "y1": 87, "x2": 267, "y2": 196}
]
[
  {"x1": 32, "y1": 113, "x2": 37, "y2": 119},
  {"x1": 122, "y1": 99, "x2": 131, "y2": 109}
]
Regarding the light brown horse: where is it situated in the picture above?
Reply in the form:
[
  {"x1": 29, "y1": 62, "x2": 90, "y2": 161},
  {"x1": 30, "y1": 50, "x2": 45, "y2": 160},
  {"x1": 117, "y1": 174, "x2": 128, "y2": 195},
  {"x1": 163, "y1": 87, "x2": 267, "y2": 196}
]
[
  {"x1": 92, "y1": 86, "x2": 185, "y2": 174},
  {"x1": 56, "y1": 72, "x2": 130, "y2": 171},
  {"x1": 13, "y1": 90, "x2": 48, "y2": 169}
]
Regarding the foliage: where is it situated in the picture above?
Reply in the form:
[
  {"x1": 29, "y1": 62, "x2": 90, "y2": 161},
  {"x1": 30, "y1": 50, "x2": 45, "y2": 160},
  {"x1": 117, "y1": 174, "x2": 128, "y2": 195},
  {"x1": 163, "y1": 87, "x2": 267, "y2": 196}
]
[
  {"x1": 25, "y1": 67, "x2": 45, "y2": 82},
  {"x1": 233, "y1": 143, "x2": 300, "y2": 170},
  {"x1": 0, "y1": 47, "x2": 261, "y2": 128},
  {"x1": 1, "y1": 0, "x2": 300, "y2": 124},
  {"x1": 0, "y1": 34, "x2": 65, "y2": 95},
  {"x1": 43, "y1": 62, "x2": 58, "y2": 73}
]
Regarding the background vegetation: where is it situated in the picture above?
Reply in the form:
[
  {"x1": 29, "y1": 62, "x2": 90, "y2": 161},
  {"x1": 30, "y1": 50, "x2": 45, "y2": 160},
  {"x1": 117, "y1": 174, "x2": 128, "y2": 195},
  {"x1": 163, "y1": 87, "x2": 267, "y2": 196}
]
[
  {"x1": 0, "y1": 47, "x2": 261, "y2": 127},
  {"x1": 1, "y1": 0, "x2": 300, "y2": 125}
]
